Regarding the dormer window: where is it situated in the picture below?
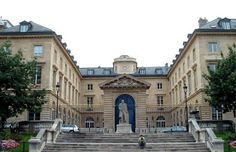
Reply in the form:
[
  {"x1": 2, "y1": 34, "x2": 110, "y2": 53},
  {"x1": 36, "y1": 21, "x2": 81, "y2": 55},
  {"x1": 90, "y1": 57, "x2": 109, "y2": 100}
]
[
  {"x1": 20, "y1": 25, "x2": 29, "y2": 32},
  {"x1": 155, "y1": 68, "x2": 163, "y2": 74},
  {"x1": 139, "y1": 68, "x2": 146, "y2": 74},
  {"x1": 88, "y1": 69, "x2": 94, "y2": 75},
  {"x1": 19, "y1": 21, "x2": 31, "y2": 32},
  {"x1": 219, "y1": 18, "x2": 231, "y2": 29},
  {"x1": 221, "y1": 21, "x2": 230, "y2": 29},
  {"x1": 104, "y1": 69, "x2": 111, "y2": 75}
]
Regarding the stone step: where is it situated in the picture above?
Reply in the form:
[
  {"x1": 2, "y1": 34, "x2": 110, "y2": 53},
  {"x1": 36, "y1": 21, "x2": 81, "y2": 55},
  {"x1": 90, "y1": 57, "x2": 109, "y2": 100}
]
[
  {"x1": 42, "y1": 143, "x2": 209, "y2": 152},
  {"x1": 56, "y1": 133, "x2": 195, "y2": 143}
]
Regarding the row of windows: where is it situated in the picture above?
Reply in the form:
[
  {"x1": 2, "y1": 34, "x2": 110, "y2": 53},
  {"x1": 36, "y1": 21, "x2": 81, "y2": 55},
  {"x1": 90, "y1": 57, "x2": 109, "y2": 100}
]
[
  {"x1": 171, "y1": 42, "x2": 220, "y2": 87},
  {"x1": 87, "y1": 83, "x2": 163, "y2": 91}
]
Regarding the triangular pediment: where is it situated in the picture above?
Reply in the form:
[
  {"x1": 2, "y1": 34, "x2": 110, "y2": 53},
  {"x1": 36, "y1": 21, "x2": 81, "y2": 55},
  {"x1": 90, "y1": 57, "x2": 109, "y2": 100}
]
[{"x1": 99, "y1": 75, "x2": 151, "y2": 89}]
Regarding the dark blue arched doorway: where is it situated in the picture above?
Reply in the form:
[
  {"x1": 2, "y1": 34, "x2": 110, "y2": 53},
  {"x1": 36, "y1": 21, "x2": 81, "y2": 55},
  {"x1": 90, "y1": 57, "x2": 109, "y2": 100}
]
[{"x1": 115, "y1": 94, "x2": 135, "y2": 132}]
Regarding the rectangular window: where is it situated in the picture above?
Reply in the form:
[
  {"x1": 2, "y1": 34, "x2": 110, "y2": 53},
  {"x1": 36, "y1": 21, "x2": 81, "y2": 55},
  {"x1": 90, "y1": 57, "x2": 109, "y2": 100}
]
[
  {"x1": 20, "y1": 25, "x2": 29, "y2": 32},
  {"x1": 54, "y1": 50, "x2": 57, "y2": 63},
  {"x1": 88, "y1": 84, "x2": 93, "y2": 90},
  {"x1": 87, "y1": 96, "x2": 93, "y2": 111},
  {"x1": 222, "y1": 21, "x2": 230, "y2": 29},
  {"x1": 187, "y1": 56, "x2": 190, "y2": 68},
  {"x1": 28, "y1": 111, "x2": 40, "y2": 120},
  {"x1": 64, "y1": 80, "x2": 67, "y2": 100},
  {"x1": 34, "y1": 46, "x2": 43, "y2": 57},
  {"x1": 60, "y1": 57, "x2": 63, "y2": 70},
  {"x1": 208, "y1": 63, "x2": 217, "y2": 72},
  {"x1": 139, "y1": 69, "x2": 146, "y2": 74},
  {"x1": 193, "y1": 69, "x2": 198, "y2": 90},
  {"x1": 157, "y1": 83, "x2": 162, "y2": 90},
  {"x1": 157, "y1": 96, "x2": 164, "y2": 106},
  {"x1": 88, "y1": 70, "x2": 94, "y2": 75},
  {"x1": 52, "y1": 70, "x2": 57, "y2": 92},
  {"x1": 35, "y1": 66, "x2": 42, "y2": 84},
  {"x1": 65, "y1": 64, "x2": 67, "y2": 75},
  {"x1": 193, "y1": 49, "x2": 196, "y2": 61},
  {"x1": 183, "y1": 62, "x2": 185, "y2": 73},
  {"x1": 212, "y1": 107, "x2": 223, "y2": 120},
  {"x1": 208, "y1": 42, "x2": 218, "y2": 53},
  {"x1": 187, "y1": 73, "x2": 192, "y2": 95}
]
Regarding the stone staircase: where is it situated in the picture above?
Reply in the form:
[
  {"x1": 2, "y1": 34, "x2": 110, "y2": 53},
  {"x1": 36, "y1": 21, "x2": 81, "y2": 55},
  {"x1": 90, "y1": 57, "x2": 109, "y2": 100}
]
[{"x1": 42, "y1": 132, "x2": 210, "y2": 152}]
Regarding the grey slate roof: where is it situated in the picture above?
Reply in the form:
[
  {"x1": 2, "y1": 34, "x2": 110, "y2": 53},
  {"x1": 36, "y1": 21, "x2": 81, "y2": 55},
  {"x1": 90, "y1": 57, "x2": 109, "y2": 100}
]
[
  {"x1": 199, "y1": 17, "x2": 236, "y2": 29},
  {"x1": 1, "y1": 21, "x2": 54, "y2": 34},
  {"x1": 79, "y1": 66, "x2": 169, "y2": 77},
  {"x1": 79, "y1": 67, "x2": 117, "y2": 77}
]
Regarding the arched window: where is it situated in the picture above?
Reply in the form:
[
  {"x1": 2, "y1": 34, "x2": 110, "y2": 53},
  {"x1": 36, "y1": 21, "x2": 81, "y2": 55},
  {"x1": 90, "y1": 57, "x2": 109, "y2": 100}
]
[
  {"x1": 85, "y1": 117, "x2": 94, "y2": 128},
  {"x1": 156, "y1": 116, "x2": 165, "y2": 128}
]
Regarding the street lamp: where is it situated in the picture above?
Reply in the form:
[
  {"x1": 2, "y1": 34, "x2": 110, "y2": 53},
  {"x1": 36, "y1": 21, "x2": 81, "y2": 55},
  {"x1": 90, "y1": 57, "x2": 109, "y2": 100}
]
[
  {"x1": 183, "y1": 83, "x2": 188, "y2": 132},
  {"x1": 56, "y1": 82, "x2": 60, "y2": 118}
]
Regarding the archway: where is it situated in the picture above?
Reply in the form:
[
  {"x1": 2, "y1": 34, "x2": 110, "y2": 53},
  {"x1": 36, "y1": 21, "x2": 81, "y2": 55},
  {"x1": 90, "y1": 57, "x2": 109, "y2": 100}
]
[{"x1": 115, "y1": 94, "x2": 135, "y2": 132}]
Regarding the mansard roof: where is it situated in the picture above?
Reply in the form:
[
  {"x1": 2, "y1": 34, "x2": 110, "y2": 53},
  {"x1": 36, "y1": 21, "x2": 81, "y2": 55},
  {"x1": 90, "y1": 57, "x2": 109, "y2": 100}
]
[
  {"x1": 99, "y1": 75, "x2": 151, "y2": 89},
  {"x1": 199, "y1": 17, "x2": 236, "y2": 30},
  {"x1": 0, "y1": 21, "x2": 54, "y2": 35},
  {"x1": 79, "y1": 66, "x2": 169, "y2": 77}
]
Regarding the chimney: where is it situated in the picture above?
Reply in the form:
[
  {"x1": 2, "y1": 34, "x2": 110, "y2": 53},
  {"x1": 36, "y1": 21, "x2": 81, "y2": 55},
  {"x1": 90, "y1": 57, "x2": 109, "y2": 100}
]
[{"x1": 198, "y1": 17, "x2": 208, "y2": 28}]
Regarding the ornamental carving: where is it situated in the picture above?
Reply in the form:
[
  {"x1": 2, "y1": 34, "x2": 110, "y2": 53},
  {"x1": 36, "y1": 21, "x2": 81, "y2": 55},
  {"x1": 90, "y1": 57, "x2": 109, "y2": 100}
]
[{"x1": 99, "y1": 75, "x2": 150, "y2": 89}]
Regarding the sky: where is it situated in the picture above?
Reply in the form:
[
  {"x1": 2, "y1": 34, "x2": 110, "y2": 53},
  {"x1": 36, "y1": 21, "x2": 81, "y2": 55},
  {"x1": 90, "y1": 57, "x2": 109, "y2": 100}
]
[{"x1": 1, "y1": 0, "x2": 236, "y2": 67}]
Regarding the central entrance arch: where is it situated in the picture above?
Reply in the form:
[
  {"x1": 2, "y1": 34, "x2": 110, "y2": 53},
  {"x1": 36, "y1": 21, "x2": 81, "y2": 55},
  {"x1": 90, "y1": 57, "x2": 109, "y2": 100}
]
[{"x1": 115, "y1": 94, "x2": 135, "y2": 132}]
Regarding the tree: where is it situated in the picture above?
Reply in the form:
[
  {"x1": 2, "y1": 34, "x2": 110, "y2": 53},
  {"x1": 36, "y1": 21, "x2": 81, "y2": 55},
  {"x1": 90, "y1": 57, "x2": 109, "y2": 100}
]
[
  {"x1": 204, "y1": 43, "x2": 236, "y2": 113},
  {"x1": 0, "y1": 41, "x2": 47, "y2": 130}
]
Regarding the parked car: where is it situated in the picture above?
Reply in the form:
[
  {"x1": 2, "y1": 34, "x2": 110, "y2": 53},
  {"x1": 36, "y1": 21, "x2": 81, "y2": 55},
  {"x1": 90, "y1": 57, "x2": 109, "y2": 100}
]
[{"x1": 61, "y1": 124, "x2": 80, "y2": 133}]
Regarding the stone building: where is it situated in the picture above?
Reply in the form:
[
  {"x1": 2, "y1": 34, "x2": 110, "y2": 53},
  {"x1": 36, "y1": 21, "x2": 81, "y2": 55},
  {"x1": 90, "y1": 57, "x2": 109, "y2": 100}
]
[{"x1": 0, "y1": 17, "x2": 235, "y2": 132}]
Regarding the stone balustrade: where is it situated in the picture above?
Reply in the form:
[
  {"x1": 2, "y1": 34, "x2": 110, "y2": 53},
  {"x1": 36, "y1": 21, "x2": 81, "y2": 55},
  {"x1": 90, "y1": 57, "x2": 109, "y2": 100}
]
[
  {"x1": 29, "y1": 119, "x2": 63, "y2": 152},
  {"x1": 189, "y1": 118, "x2": 224, "y2": 152}
]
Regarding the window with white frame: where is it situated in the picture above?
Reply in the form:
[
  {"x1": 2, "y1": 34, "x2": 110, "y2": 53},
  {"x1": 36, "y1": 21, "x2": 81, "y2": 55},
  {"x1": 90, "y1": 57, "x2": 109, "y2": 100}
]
[
  {"x1": 208, "y1": 42, "x2": 218, "y2": 53},
  {"x1": 34, "y1": 66, "x2": 42, "y2": 84},
  {"x1": 88, "y1": 69, "x2": 94, "y2": 75},
  {"x1": 208, "y1": 63, "x2": 217, "y2": 72},
  {"x1": 34, "y1": 45, "x2": 43, "y2": 57},
  {"x1": 212, "y1": 107, "x2": 222, "y2": 120},
  {"x1": 221, "y1": 21, "x2": 231, "y2": 29},
  {"x1": 20, "y1": 25, "x2": 29, "y2": 32}
]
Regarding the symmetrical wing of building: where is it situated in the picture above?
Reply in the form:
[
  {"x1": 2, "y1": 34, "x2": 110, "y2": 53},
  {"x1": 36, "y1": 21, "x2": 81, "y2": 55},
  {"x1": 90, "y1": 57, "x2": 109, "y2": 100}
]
[{"x1": 0, "y1": 17, "x2": 235, "y2": 132}]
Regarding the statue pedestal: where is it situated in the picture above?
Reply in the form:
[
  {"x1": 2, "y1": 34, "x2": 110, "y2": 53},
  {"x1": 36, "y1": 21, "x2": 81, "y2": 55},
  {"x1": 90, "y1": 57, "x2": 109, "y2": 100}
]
[{"x1": 116, "y1": 123, "x2": 133, "y2": 133}]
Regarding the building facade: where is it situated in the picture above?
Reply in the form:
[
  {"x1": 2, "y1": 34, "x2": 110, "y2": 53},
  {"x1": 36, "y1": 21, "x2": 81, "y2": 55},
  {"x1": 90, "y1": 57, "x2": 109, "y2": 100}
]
[{"x1": 0, "y1": 17, "x2": 236, "y2": 132}]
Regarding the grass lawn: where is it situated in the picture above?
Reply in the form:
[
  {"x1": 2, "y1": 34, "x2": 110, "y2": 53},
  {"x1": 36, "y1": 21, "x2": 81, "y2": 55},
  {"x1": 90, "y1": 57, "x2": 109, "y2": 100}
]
[
  {"x1": 215, "y1": 132, "x2": 236, "y2": 152},
  {"x1": 0, "y1": 130, "x2": 35, "y2": 152}
]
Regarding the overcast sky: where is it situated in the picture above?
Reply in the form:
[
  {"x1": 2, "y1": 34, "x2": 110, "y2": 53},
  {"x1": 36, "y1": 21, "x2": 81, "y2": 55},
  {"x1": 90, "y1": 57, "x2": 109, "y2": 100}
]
[{"x1": 1, "y1": 0, "x2": 236, "y2": 67}]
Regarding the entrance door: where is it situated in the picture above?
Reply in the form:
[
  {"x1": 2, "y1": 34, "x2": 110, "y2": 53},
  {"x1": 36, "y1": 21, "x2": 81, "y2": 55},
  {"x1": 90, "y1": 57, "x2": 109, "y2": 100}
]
[{"x1": 115, "y1": 94, "x2": 135, "y2": 132}]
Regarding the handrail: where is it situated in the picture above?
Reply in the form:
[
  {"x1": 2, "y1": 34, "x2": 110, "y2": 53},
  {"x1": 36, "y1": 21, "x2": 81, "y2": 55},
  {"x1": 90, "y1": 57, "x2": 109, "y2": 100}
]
[
  {"x1": 29, "y1": 119, "x2": 63, "y2": 152},
  {"x1": 189, "y1": 118, "x2": 224, "y2": 152}
]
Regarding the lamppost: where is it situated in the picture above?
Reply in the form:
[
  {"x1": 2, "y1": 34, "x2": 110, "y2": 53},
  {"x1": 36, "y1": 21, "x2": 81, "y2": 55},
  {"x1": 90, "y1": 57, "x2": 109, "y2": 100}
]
[
  {"x1": 183, "y1": 83, "x2": 188, "y2": 132},
  {"x1": 56, "y1": 82, "x2": 60, "y2": 118}
]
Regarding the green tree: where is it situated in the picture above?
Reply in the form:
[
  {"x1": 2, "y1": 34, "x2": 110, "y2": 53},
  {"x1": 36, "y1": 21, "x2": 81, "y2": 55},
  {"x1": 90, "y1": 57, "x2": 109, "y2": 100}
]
[
  {"x1": 204, "y1": 44, "x2": 236, "y2": 113},
  {"x1": 0, "y1": 42, "x2": 47, "y2": 130}
]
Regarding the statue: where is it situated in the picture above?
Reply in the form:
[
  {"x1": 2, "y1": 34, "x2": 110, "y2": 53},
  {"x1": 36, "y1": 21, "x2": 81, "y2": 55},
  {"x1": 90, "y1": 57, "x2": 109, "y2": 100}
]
[{"x1": 119, "y1": 100, "x2": 129, "y2": 123}]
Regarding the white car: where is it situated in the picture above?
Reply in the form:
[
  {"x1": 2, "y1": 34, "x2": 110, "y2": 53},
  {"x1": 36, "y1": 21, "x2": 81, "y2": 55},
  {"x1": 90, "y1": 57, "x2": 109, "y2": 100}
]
[{"x1": 61, "y1": 124, "x2": 80, "y2": 133}]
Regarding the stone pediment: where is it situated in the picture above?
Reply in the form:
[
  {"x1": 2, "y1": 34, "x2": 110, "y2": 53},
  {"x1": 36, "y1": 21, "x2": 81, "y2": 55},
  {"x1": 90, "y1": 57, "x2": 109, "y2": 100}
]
[{"x1": 99, "y1": 75, "x2": 151, "y2": 89}]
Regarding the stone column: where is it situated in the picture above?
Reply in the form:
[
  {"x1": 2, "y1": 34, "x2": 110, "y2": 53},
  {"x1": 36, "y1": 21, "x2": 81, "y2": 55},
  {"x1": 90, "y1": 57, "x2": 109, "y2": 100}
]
[
  {"x1": 136, "y1": 90, "x2": 147, "y2": 131},
  {"x1": 103, "y1": 90, "x2": 114, "y2": 132}
]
